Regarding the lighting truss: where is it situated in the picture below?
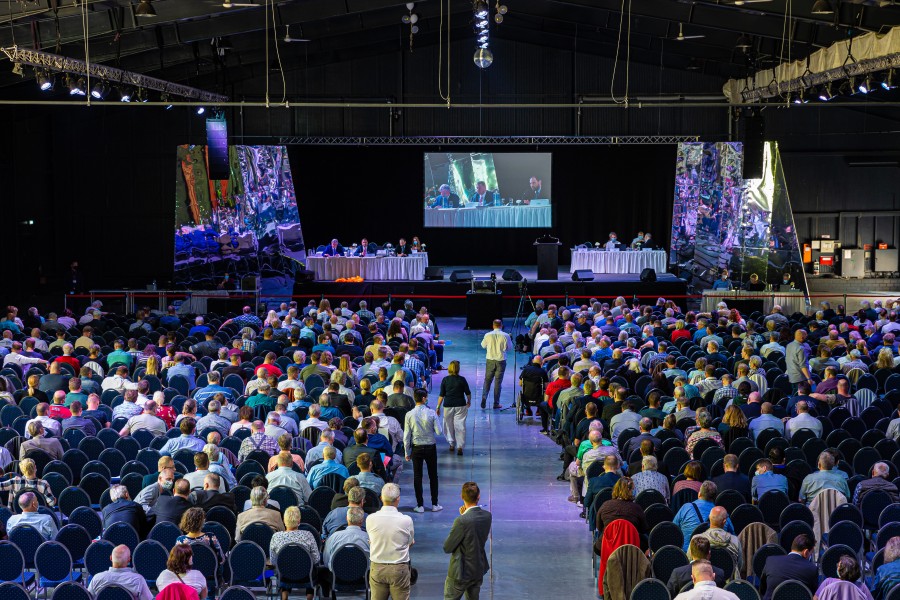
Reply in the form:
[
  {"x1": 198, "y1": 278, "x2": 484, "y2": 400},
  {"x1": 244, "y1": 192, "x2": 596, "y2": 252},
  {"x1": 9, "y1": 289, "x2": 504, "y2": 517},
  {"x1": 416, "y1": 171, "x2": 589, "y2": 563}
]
[
  {"x1": 276, "y1": 135, "x2": 701, "y2": 145},
  {"x1": 740, "y1": 52, "x2": 900, "y2": 103},
  {"x1": 1, "y1": 45, "x2": 228, "y2": 103}
]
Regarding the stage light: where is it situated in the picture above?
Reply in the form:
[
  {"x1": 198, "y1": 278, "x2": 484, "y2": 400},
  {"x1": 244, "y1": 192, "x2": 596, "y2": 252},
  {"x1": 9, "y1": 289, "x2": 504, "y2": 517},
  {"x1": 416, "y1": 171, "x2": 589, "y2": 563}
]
[
  {"x1": 474, "y1": 47, "x2": 493, "y2": 69},
  {"x1": 135, "y1": 0, "x2": 156, "y2": 17},
  {"x1": 811, "y1": 0, "x2": 833, "y2": 14},
  {"x1": 477, "y1": 34, "x2": 489, "y2": 43},
  {"x1": 817, "y1": 83, "x2": 833, "y2": 101},
  {"x1": 858, "y1": 74, "x2": 874, "y2": 94},
  {"x1": 881, "y1": 69, "x2": 897, "y2": 90},
  {"x1": 67, "y1": 75, "x2": 85, "y2": 96},
  {"x1": 473, "y1": 0, "x2": 489, "y2": 19},
  {"x1": 735, "y1": 34, "x2": 752, "y2": 50},
  {"x1": 197, "y1": 106, "x2": 206, "y2": 115},
  {"x1": 11, "y1": 62, "x2": 23, "y2": 76},
  {"x1": 496, "y1": 2, "x2": 508, "y2": 15},
  {"x1": 90, "y1": 81, "x2": 108, "y2": 99},
  {"x1": 411, "y1": 25, "x2": 419, "y2": 33},
  {"x1": 36, "y1": 71, "x2": 53, "y2": 91},
  {"x1": 402, "y1": 14, "x2": 410, "y2": 23},
  {"x1": 494, "y1": 13, "x2": 503, "y2": 23},
  {"x1": 475, "y1": 19, "x2": 489, "y2": 29},
  {"x1": 118, "y1": 86, "x2": 132, "y2": 102},
  {"x1": 839, "y1": 79, "x2": 854, "y2": 96}
]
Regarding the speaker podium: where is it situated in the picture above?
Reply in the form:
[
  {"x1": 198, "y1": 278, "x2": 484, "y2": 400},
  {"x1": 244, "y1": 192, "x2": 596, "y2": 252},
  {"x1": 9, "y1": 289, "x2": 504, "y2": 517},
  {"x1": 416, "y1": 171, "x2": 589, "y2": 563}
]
[{"x1": 534, "y1": 238, "x2": 561, "y2": 280}]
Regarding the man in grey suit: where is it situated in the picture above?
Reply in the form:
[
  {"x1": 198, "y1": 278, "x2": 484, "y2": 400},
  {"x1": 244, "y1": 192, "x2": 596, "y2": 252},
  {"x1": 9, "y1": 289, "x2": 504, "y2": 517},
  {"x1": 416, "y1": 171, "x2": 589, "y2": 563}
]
[{"x1": 443, "y1": 481, "x2": 492, "y2": 600}]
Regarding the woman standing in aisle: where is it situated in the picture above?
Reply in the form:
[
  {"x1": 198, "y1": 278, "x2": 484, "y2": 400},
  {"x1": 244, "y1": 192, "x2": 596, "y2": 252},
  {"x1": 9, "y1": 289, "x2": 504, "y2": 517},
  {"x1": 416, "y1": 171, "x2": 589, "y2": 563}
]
[{"x1": 437, "y1": 360, "x2": 472, "y2": 456}]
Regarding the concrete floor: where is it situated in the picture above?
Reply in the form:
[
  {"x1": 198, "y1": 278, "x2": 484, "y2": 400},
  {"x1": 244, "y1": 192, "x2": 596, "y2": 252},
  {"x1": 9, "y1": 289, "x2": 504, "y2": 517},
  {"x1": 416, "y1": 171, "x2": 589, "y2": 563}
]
[{"x1": 391, "y1": 317, "x2": 597, "y2": 600}]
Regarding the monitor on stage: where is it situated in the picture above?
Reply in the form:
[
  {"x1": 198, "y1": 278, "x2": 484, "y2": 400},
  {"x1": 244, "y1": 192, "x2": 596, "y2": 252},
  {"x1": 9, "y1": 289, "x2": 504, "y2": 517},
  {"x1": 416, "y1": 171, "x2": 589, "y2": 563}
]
[{"x1": 423, "y1": 152, "x2": 552, "y2": 228}]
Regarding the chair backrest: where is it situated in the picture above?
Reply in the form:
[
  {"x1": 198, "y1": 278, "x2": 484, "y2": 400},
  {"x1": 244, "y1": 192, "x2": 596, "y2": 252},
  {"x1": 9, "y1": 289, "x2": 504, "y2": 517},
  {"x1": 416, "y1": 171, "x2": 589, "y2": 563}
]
[
  {"x1": 862, "y1": 489, "x2": 894, "y2": 530},
  {"x1": 752, "y1": 543, "x2": 786, "y2": 578},
  {"x1": 0, "y1": 540, "x2": 27, "y2": 585},
  {"x1": 771, "y1": 579, "x2": 813, "y2": 600},
  {"x1": 648, "y1": 521, "x2": 684, "y2": 553},
  {"x1": 49, "y1": 581, "x2": 92, "y2": 600},
  {"x1": 133, "y1": 539, "x2": 169, "y2": 583},
  {"x1": 827, "y1": 521, "x2": 864, "y2": 554},
  {"x1": 241, "y1": 522, "x2": 275, "y2": 551},
  {"x1": 725, "y1": 580, "x2": 762, "y2": 600},
  {"x1": 759, "y1": 490, "x2": 790, "y2": 527},
  {"x1": 635, "y1": 489, "x2": 666, "y2": 510},
  {"x1": 94, "y1": 584, "x2": 135, "y2": 600},
  {"x1": 8, "y1": 524, "x2": 44, "y2": 567},
  {"x1": 147, "y1": 520, "x2": 182, "y2": 550},
  {"x1": 35, "y1": 540, "x2": 75, "y2": 584},
  {"x1": 779, "y1": 520, "x2": 815, "y2": 553},
  {"x1": 68, "y1": 505, "x2": 102, "y2": 538},
  {"x1": 219, "y1": 586, "x2": 256, "y2": 600},
  {"x1": 268, "y1": 486, "x2": 299, "y2": 514},
  {"x1": 203, "y1": 521, "x2": 232, "y2": 551},
  {"x1": 228, "y1": 540, "x2": 267, "y2": 587},
  {"x1": 0, "y1": 582, "x2": 30, "y2": 600},
  {"x1": 101, "y1": 521, "x2": 139, "y2": 551},
  {"x1": 779, "y1": 503, "x2": 814, "y2": 529},
  {"x1": 330, "y1": 544, "x2": 370, "y2": 592},
  {"x1": 274, "y1": 543, "x2": 315, "y2": 587},
  {"x1": 54, "y1": 524, "x2": 92, "y2": 564},
  {"x1": 650, "y1": 544, "x2": 689, "y2": 583},
  {"x1": 820, "y1": 544, "x2": 856, "y2": 580},
  {"x1": 83, "y1": 539, "x2": 115, "y2": 577},
  {"x1": 629, "y1": 578, "x2": 670, "y2": 600}
]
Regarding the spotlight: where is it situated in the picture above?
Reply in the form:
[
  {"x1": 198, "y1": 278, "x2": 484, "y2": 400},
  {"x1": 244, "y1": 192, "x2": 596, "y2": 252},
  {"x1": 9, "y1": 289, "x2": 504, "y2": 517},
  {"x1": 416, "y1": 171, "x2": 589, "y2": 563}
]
[
  {"x1": 811, "y1": 0, "x2": 833, "y2": 14},
  {"x1": 477, "y1": 34, "x2": 489, "y2": 43},
  {"x1": 11, "y1": 62, "x2": 23, "y2": 76},
  {"x1": 135, "y1": 0, "x2": 156, "y2": 17},
  {"x1": 67, "y1": 75, "x2": 85, "y2": 96},
  {"x1": 197, "y1": 106, "x2": 206, "y2": 115},
  {"x1": 90, "y1": 81, "x2": 108, "y2": 99},
  {"x1": 118, "y1": 86, "x2": 132, "y2": 102},
  {"x1": 475, "y1": 19, "x2": 489, "y2": 29},
  {"x1": 817, "y1": 83, "x2": 833, "y2": 101},
  {"x1": 735, "y1": 34, "x2": 752, "y2": 51},
  {"x1": 411, "y1": 25, "x2": 419, "y2": 33},
  {"x1": 36, "y1": 71, "x2": 53, "y2": 91},
  {"x1": 409, "y1": 13, "x2": 418, "y2": 23},
  {"x1": 881, "y1": 69, "x2": 897, "y2": 90},
  {"x1": 496, "y1": 2, "x2": 508, "y2": 14},
  {"x1": 473, "y1": 0, "x2": 489, "y2": 19},
  {"x1": 858, "y1": 74, "x2": 873, "y2": 94},
  {"x1": 401, "y1": 14, "x2": 411, "y2": 23},
  {"x1": 474, "y1": 47, "x2": 493, "y2": 69},
  {"x1": 839, "y1": 79, "x2": 853, "y2": 96},
  {"x1": 494, "y1": 13, "x2": 503, "y2": 23},
  {"x1": 791, "y1": 90, "x2": 809, "y2": 104}
]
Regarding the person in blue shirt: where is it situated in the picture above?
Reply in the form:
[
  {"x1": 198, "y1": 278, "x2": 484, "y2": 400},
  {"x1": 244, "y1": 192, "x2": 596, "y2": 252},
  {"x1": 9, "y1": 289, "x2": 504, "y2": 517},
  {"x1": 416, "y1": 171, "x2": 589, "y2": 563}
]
[
  {"x1": 159, "y1": 307, "x2": 181, "y2": 330},
  {"x1": 166, "y1": 354, "x2": 197, "y2": 391},
  {"x1": 311, "y1": 334, "x2": 335, "y2": 355},
  {"x1": 188, "y1": 316, "x2": 211, "y2": 338},
  {"x1": 799, "y1": 451, "x2": 851, "y2": 504},
  {"x1": 711, "y1": 269, "x2": 734, "y2": 291},
  {"x1": 106, "y1": 340, "x2": 133, "y2": 369},
  {"x1": 673, "y1": 481, "x2": 734, "y2": 551},
  {"x1": 307, "y1": 446, "x2": 350, "y2": 489},
  {"x1": 193, "y1": 371, "x2": 236, "y2": 406},
  {"x1": 751, "y1": 459, "x2": 789, "y2": 502},
  {"x1": 873, "y1": 536, "x2": 900, "y2": 600},
  {"x1": 748, "y1": 403, "x2": 785, "y2": 441}
]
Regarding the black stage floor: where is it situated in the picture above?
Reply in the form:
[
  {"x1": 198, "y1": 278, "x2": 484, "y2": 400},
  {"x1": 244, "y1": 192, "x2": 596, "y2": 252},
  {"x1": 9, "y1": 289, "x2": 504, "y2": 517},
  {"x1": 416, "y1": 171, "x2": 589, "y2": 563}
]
[{"x1": 294, "y1": 266, "x2": 687, "y2": 316}]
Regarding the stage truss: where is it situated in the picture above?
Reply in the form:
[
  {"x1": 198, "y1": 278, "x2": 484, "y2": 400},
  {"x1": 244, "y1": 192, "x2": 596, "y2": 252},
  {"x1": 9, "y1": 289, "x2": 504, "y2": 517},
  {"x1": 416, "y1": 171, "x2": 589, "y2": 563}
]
[{"x1": 276, "y1": 135, "x2": 702, "y2": 146}]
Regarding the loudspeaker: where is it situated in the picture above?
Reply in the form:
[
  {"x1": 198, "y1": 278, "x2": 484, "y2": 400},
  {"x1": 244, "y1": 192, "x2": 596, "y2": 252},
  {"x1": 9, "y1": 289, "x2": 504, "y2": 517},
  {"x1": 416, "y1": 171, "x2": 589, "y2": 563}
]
[
  {"x1": 295, "y1": 269, "x2": 315, "y2": 283},
  {"x1": 449, "y1": 270, "x2": 473, "y2": 283},
  {"x1": 206, "y1": 116, "x2": 229, "y2": 181},
  {"x1": 740, "y1": 113, "x2": 765, "y2": 180},
  {"x1": 424, "y1": 266, "x2": 444, "y2": 280},
  {"x1": 640, "y1": 268, "x2": 657, "y2": 283},
  {"x1": 572, "y1": 269, "x2": 594, "y2": 282},
  {"x1": 502, "y1": 268, "x2": 523, "y2": 282}
]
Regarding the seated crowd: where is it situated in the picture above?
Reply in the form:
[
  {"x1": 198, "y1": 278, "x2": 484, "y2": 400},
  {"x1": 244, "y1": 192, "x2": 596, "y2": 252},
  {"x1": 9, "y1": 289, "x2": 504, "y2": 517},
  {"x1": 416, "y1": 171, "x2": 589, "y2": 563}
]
[
  {"x1": 0, "y1": 298, "x2": 451, "y2": 599},
  {"x1": 519, "y1": 296, "x2": 900, "y2": 600}
]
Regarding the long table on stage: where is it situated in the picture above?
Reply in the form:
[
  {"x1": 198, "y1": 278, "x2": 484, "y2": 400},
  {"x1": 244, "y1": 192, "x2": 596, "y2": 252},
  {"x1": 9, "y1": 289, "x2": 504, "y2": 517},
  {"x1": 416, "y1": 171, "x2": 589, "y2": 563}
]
[
  {"x1": 424, "y1": 205, "x2": 550, "y2": 228},
  {"x1": 570, "y1": 249, "x2": 667, "y2": 274},
  {"x1": 701, "y1": 289, "x2": 809, "y2": 315},
  {"x1": 306, "y1": 254, "x2": 429, "y2": 281}
]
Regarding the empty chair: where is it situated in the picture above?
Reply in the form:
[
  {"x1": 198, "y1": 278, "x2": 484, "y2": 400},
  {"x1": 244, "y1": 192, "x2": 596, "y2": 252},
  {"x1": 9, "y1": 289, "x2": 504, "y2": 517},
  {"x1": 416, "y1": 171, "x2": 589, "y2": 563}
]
[
  {"x1": 83, "y1": 540, "x2": 115, "y2": 580},
  {"x1": 132, "y1": 539, "x2": 169, "y2": 588},
  {"x1": 771, "y1": 580, "x2": 813, "y2": 600},
  {"x1": 54, "y1": 524, "x2": 92, "y2": 566},
  {"x1": 49, "y1": 581, "x2": 91, "y2": 600},
  {"x1": 272, "y1": 543, "x2": 317, "y2": 599},
  {"x1": 0, "y1": 540, "x2": 35, "y2": 587},
  {"x1": 228, "y1": 541, "x2": 269, "y2": 591},
  {"x1": 732, "y1": 505, "x2": 765, "y2": 536},
  {"x1": 649, "y1": 522, "x2": 684, "y2": 553},
  {"x1": 759, "y1": 490, "x2": 790, "y2": 528},
  {"x1": 630, "y1": 578, "x2": 670, "y2": 600},
  {"x1": 0, "y1": 582, "x2": 30, "y2": 600},
  {"x1": 36, "y1": 540, "x2": 81, "y2": 590},
  {"x1": 101, "y1": 522, "x2": 139, "y2": 552},
  {"x1": 726, "y1": 580, "x2": 762, "y2": 600},
  {"x1": 68, "y1": 506, "x2": 102, "y2": 539},
  {"x1": 827, "y1": 521, "x2": 864, "y2": 554},
  {"x1": 219, "y1": 586, "x2": 256, "y2": 600},
  {"x1": 147, "y1": 521, "x2": 182, "y2": 551}
]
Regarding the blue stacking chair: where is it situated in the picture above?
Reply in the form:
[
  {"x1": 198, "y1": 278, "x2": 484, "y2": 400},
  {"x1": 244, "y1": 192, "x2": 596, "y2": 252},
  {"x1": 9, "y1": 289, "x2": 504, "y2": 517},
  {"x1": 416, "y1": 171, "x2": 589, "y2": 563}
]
[
  {"x1": 54, "y1": 524, "x2": 92, "y2": 567},
  {"x1": 48, "y1": 581, "x2": 91, "y2": 600},
  {"x1": 68, "y1": 506, "x2": 102, "y2": 539},
  {"x1": 147, "y1": 521, "x2": 182, "y2": 551},
  {"x1": 101, "y1": 522, "x2": 139, "y2": 552},
  {"x1": 0, "y1": 540, "x2": 35, "y2": 587},
  {"x1": 9, "y1": 524, "x2": 45, "y2": 570},
  {"x1": 35, "y1": 541, "x2": 81, "y2": 596},
  {"x1": 228, "y1": 541, "x2": 270, "y2": 593},
  {"x1": 273, "y1": 543, "x2": 317, "y2": 598},
  {"x1": 84, "y1": 540, "x2": 115, "y2": 583},
  {"x1": 0, "y1": 582, "x2": 31, "y2": 600},
  {"x1": 330, "y1": 544, "x2": 370, "y2": 598},
  {"x1": 132, "y1": 540, "x2": 168, "y2": 589}
]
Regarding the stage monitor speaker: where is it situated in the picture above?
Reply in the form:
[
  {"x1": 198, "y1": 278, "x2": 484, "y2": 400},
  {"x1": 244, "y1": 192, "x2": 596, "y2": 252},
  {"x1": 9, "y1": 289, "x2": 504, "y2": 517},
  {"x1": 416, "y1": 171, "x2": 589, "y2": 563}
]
[
  {"x1": 502, "y1": 268, "x2": 523, "y2": 282},
  {"x1": 740, "y1": 113, "x2": 765, "y2": 180},
  {"x1": 424, "y1": 266, "x2": 444, "y2": 280},
  {"x1": 572, "y1": 269, "x2": 594, "y2": 282},
  {"x1": 206, "y1": 116, "x2": 229, "y2": 181},
  {"x1": 640, "y1": 268, "x2": 657, "y2": 283},
  {"x1": 449, "y1": 269, "x2": 473, "y2": 283},
  {"x1": 295, "y1": 269, "x2": 315, "y2": 283}
]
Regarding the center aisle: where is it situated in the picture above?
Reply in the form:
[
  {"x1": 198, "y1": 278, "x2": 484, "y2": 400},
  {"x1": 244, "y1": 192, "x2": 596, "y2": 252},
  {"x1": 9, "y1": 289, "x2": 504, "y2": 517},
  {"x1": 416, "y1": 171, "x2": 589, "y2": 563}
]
[{"x1": 392, "y1": 317, "x2": 598, "y2": 599}]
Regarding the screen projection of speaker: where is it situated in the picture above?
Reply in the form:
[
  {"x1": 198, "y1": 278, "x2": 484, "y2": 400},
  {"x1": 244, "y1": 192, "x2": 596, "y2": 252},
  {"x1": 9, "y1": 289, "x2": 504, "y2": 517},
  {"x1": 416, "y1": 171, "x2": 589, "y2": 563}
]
[{"x1": 423, "y1": 152, "x2": 552, "y2": 228}]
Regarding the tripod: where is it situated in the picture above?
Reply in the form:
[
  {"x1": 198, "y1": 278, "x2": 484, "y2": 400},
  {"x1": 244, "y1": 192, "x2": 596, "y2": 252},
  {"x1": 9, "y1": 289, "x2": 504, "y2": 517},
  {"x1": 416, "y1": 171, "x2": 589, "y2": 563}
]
[{"x1": 500, "y1": 278, "x2": 536, "y2": 412}]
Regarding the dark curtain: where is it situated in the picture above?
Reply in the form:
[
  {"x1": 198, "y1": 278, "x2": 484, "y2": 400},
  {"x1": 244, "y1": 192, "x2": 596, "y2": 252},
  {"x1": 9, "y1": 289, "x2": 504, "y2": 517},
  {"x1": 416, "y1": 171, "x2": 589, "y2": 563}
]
[{"x1": 288, "y1": 144, "x2": 675, "y2": 267}]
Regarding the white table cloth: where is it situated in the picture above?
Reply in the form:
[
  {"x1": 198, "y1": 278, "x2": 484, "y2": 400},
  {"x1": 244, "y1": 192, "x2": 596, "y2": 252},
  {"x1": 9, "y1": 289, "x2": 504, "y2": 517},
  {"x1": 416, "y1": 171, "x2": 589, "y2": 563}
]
[
  {"x1": 570, "y1": 249, "x2": 667, "y2": 274},
  {"x1": 307, "y1": 254, "x2": 429, "y2": 281},
  {"x1": 702, "y1": 290, "x2": 809, "y2": 315},
  {"x1": 424, "y1": 205, "x2": 550, "y2": 228}
]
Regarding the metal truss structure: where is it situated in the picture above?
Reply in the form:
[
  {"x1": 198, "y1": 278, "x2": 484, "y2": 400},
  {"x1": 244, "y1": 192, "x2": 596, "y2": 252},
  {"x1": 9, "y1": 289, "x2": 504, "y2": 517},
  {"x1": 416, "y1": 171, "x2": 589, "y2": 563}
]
[
  {"x1": 1, "y1": 45, "x2": 228, "y2": 103},
  {"x1": 276, "y1": 135, "x2": 702, "y2": 145},
  {"x1": 741, "y1": 53, "x2": 900, "y2": 103}
]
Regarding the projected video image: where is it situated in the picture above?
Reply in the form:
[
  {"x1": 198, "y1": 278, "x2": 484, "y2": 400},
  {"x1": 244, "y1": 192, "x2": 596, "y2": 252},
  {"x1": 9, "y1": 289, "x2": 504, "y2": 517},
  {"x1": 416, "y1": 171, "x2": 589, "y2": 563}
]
[{"x1": 423, "y1": 152, "x2": 552, "y2": 228}]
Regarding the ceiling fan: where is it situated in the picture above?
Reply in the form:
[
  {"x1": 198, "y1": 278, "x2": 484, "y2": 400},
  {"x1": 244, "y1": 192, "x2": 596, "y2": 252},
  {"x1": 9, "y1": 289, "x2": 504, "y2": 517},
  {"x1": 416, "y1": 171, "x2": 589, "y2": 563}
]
[
  {"x1": 221, "y1": 1, "x2": 261, "y2": 7},
  {"x1": 667, "y1": 23, "x2": 705, "y2": 41},
  {"x1": 283, "y1": 25, "x2": 310, "y2": 43},
  {"x1": 728, "y1": 0, "x2": 773, "y2": 5}
]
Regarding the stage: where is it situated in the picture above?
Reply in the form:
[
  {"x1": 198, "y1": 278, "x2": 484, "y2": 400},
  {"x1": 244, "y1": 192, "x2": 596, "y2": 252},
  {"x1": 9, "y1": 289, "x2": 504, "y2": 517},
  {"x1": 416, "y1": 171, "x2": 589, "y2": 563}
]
[{"x1": 295, "y1": 265, "x2": 687, "y2": 315}]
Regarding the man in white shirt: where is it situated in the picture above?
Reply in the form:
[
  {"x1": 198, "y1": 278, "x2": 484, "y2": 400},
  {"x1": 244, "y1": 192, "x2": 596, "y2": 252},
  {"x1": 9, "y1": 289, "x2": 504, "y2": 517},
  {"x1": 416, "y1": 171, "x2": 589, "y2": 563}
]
[
  {"x1": 785, "y1": 400, "x2": 823, "y2": 440},
  {"x1": 367, "y1": 483, "x2": 414, "y2": 600},
  {"x1": 674, "y1": 560, "x2": 740, "y2": 600},
  {"x1": 480, "y1": 319, "x2": 512, "y2": 410},
  {"x1": 102, "y1": 366, "x2": 130, "y2": 393},
  {"x1": 266, "y1": 452, "x2": 313, "y2": 503},
  {"x1": 298, "y1": 404, "x2": 329, "y2": 432},
  {"x1": 3, "y1": 341, "x2": 48, "y2": 368}
]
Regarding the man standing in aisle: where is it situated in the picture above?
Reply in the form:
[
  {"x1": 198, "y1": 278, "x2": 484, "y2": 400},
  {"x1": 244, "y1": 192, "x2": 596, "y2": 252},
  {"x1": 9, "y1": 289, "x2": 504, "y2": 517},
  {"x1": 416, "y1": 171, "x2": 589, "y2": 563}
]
[
  {"x1": 443, "y1": 481, "x2": 492, "y2": 600},
  {"x1": 368, "y1": 483, "x2": 415, "y2": 600},
  {"x1": 480, "y1": 319, "x2": 512, "y2": 410},
  {"x1": 404, "y1": 388, "x2": 443, "y2": 513}
]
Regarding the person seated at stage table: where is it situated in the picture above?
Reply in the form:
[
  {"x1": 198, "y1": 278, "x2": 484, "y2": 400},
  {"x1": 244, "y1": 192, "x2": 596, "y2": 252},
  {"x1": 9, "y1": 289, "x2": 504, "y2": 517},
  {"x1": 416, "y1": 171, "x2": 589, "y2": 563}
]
[
  {"x1": 640, "y1": 232, "x2": 658, "y2": 249},
  {"x1": 322, "y1": 239, "x2": 345, "y2": 257},
  {"x1": 712, "y1": 269, "x2": 734, "y2": 291},
  {"x1": 528, "y1": 175, "x2": 544, "y2": 199},
  {"x1": 430, "y1": 184, "x2": 460, "y2": 208},
  {"x1": 397, "y1": 238, "x2": 411, "y2": 256},
  {"x1": 354, "y1": 238, "x2": 374, "y2": 257},
  {"x1": 745, "y1": 273, "x2": 767, "y2": 291},
  {"x1": 604, "y1": 232, "x2": 621, "y2": 250},
  {"x1": 630, "y1": 231, "x2": 645, "y2": 248},
  {"x1": 774, "y1": 270, "x2": 794, "y2": 291},
  {"x1": 469, "y1": 181, "x2": 496, "y2": 206}
]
